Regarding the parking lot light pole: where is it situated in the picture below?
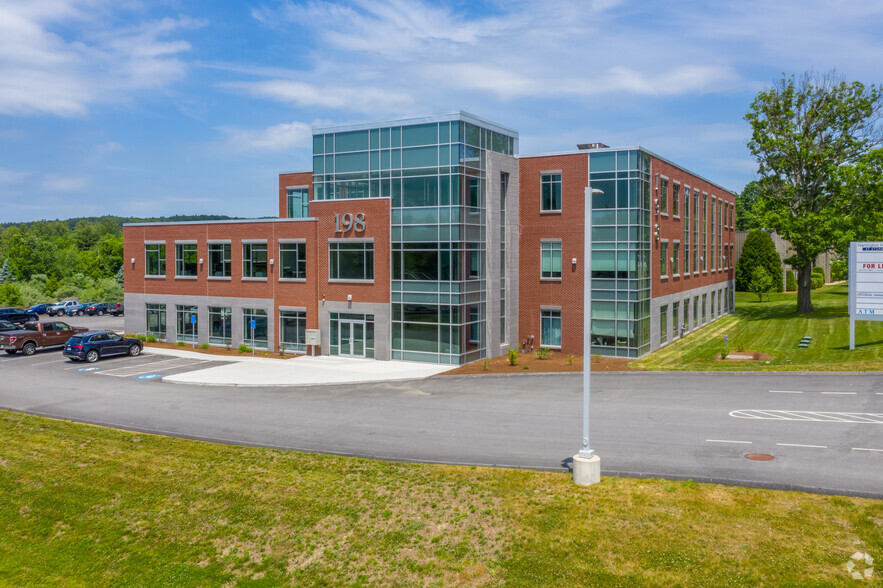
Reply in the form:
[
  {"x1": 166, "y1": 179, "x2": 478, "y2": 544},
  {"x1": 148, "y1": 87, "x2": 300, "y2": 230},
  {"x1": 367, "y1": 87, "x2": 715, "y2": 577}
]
[{"x1": 573, "y1": 187, "x2": 603, "y2": 486}]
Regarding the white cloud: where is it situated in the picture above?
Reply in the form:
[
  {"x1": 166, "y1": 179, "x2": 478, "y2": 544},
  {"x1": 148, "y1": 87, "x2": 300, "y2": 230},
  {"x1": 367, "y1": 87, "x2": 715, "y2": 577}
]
[
  {"x1": 219, "y1": 121, "x2": 312, "y2": 151},
  {"x1": 220, "y1": 80, "x2": 413, "y2": 113},
  {"x1": 0, "y1": 168, "x2": 30, "y2": 185},
  {"x1": 0, "y1": 0, "x2": 204, "y2": 117},
  {"x1": 43, "y1": 175, "x2": 89, "y2": 191}
]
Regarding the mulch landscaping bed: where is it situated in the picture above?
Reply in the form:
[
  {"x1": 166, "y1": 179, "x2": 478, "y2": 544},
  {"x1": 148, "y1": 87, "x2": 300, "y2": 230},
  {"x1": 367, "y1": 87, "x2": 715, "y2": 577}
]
[
  {"x1": 442, "y1": 351, "x2": 637, "y2": 375},
  {"x1": 142, "y1": 341, "x2": 301, "y2": 360}
]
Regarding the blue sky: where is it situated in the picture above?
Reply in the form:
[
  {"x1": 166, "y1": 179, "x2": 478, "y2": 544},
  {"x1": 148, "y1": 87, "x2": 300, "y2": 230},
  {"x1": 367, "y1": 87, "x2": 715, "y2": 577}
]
[{"x1": 1, "y1": 0, "x2": 881, "y2": 223}]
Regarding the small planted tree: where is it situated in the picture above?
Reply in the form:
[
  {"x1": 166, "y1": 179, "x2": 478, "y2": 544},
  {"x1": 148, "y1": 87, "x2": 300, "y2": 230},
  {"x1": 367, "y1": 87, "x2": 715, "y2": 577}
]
[
  {"x1": 749, "y1": 266, "x2": 774, "y2": 302},
  {"x1": 785, "y1": 270, "x2": 797, "y2": 292}
]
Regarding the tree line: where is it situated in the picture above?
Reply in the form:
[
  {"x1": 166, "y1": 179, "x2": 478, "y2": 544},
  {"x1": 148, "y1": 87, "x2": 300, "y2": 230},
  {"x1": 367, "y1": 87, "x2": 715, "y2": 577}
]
[{"x1": 0, "y1": 215, "x2": 235, "y2": 307}]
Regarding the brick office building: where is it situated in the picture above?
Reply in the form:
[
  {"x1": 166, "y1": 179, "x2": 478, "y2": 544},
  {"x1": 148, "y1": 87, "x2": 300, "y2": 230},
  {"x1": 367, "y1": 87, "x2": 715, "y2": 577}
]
[{"x1": 124, "y1": 112, "x2": 735, "y2": 363}]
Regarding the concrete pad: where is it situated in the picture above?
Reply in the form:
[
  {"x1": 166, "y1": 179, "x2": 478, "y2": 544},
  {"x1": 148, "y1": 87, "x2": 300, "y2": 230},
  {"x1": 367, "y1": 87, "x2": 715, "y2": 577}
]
[{"x1": 145, "y1": 347, "x2": 454, "y2": 387}]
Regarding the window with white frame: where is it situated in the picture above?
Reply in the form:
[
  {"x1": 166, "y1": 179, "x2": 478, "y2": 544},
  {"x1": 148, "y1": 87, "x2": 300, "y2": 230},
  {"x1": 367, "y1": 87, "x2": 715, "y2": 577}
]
[
  {"x1": 660, "y1": 241, "x2": 668, "y2": 278},
  {"x1": 145, "y1": 303, "x2": 166, "y2": 337},
  {"x1": 145, "y1": 244, "x2": 165, "y2": 276},
  {"x1": 279, "y1": 242, "x2": 306, "y2": 279},
  {"x1": 660, "y1": 177, "x2": 668, "y2": 214},
  {"x1": 175, "y1": 243, "x2": 197, "y2": 277},
  {"x1": 672, "y1": 242, "x2": 680, "y2": 275},
  {"x1": 541, "y1": 309, "x2": 562, "y2": 347},
  {"x1": 329, "y1": 241, "x2": 374, "y2": 280},
  {"x1": 287, "y1": 187, "x2": 309, "y2": 218},
  {"x1": 541, "y1": 173, "x2": 562, "y2": 211},
  {"x1": 660, "y1": 304, "x2": 668, "y2": 344},
  {"x1": 280, "y1": 310, "x2": 306, "y2": 353},
  {"x1": 242, "y1": 242, "x2": 268, "y2": 278},
  {"x1": 208, "y1": 243, "x2": 231, "y2": 277},
  {"x1": 541, "y1": 241, "x2": 562, "y2": 279}
]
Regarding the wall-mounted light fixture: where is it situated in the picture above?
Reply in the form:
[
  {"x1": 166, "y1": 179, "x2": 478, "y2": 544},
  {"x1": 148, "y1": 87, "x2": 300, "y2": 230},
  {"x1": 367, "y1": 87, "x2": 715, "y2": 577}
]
[
  {"x1": 572, "y1": 258, "x2": 578, "y2": 265},
  {"x1": 198, "y1": 258, "x2": 204, "y2": 264},
  {"x1": 347, "y1": 294, "x2": 353, "y2": 301},
  {"x1": 130, "y1": 258, "x2": 135, "y2": 264},
  {"x1": 269, "y1": 258, "x2": 274, "y2": 265}
]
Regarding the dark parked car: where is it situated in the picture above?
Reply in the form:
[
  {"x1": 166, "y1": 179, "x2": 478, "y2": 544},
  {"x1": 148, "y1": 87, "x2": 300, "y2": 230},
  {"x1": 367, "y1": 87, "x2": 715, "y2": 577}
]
[
  {"x1": 0, "y1": 308, "x2": 39, "y2": 324},
  {"x1": 63, "y1": 331, "x2": 143, "y2": 363},
  {"x1": 85, "y1": 303, "x2": 109, "y2": 316},
  {"x1": 108, "y1": 302, "x2": 124, "y2": 316},
  {"x1": 64, "y1": 303, "x2": 91, "y2": 317},
  {"x1": 25, "y1": 303, "x2": 53, "y2": 315}
]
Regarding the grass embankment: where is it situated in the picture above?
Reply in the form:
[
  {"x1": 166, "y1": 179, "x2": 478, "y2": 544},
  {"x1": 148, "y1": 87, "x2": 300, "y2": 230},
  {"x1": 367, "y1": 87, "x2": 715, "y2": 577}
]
[
  {"x1": 1, "y1": 410, "x2": 880, "y2": 585},
  {"x1": 635, "y1": 283, "x2": 883, "y2": 371}
]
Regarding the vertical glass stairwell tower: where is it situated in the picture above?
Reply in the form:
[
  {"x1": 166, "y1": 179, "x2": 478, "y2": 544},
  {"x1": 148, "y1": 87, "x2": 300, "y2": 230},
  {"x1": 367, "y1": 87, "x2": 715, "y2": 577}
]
[{"x1": 312, "y1": 112, "x2": 519, "y2": 364}]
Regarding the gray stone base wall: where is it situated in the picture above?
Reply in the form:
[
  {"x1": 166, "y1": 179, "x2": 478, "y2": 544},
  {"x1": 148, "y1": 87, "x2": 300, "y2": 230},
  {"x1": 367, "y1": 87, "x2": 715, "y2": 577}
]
[{"x1": 649, "y1": 279, "x2": 735, "y2": 352}]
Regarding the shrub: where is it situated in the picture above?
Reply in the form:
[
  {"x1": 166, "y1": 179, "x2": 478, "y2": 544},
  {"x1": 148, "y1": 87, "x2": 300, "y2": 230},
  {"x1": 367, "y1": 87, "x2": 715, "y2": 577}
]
[
  {"x1": 736, "y1": 230, "x2": 782, "y2": 292},
  {"x1": 811, "y1": 274, "x2": 824, "y2": 289},
  {"x1": 176, "y1": 341, "x2": 186, "y2": 347},
  {"x1": 785, "y1": 270, "x2": 797, "y2": 291},
  {"x1": 238, "y1": 343, "x2": 252, "y2": 354},
  {"x1": 135, "y1": 334, "x2": 147, "y2": 342},
  {"x1": 481, "y1": 359, "x2": 490, "y2": 372},
  {"x1": 720, "y1": 348, "x2": 729, "y2": 360},
  {"x1": 566, "y1": 354, "x2": 574, "y2": 366},
  {"x1": 199, "y1": 343, "x2": 209, "y2": 349},
  {"x1": 507, "y1": 348, "x2": 518, "y2": 366},
  {"x1": 146, "y1": 334, "x2": 157, "y2": 343},
  {"x1": 535, "y1": 348, "x2": 550, "y2": 360}
]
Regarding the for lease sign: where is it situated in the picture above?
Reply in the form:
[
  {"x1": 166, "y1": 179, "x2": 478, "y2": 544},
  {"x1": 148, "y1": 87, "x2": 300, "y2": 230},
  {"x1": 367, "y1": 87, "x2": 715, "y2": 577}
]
[{"x1": 850, "y1": 242, "x2": 883, "y2": 317}]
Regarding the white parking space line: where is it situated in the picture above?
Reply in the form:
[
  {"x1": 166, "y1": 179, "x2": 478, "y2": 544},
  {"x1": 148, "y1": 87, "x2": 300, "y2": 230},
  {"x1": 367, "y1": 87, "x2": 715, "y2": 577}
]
[
  {"x1": 706, "y1": 439, "x2": 752, "y2": 444},
  {"x1": 30, "y1": 359, "x2": 68, "y2": 366},
  {"x1": 777, "y1": 443, "x2": 827, "y2": 449},
  {"x1": 821, "y1": 392, "x2": 857, "y2": 395},
  {"x1": 770, "y1": 390, "x2": 803, "y2": 394},
  {"x1": 852, "y1": 447, "x2": 883, "y2": 452}
]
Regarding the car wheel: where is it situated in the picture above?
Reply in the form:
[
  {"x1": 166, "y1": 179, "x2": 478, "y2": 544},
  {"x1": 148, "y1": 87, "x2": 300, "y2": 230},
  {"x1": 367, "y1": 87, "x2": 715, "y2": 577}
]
[
  {"x1": 85, "y1": 349, "x2": 99, "y2": 363},
  {"x1": 97, "y1": 310, "x2": 104, "y2": 316},
  {"x1": 128, "y1": 344, "x2": 141, "y2": 357},
  {"x1": 5, "y1": 349, "x2": 16, "y2": 355},
  {"x1": 77, "y1": 310, "x2": 84, "y2": 316},
  {"x1": 22, "y1": 342, "x2": 37, "y2": 356}
]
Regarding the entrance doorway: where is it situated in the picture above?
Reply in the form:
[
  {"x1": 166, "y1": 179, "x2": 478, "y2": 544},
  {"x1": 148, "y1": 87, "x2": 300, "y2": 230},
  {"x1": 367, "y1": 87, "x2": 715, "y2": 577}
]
[{"x1": 338, "y1": 320, "x2": 366, "y2": 358}]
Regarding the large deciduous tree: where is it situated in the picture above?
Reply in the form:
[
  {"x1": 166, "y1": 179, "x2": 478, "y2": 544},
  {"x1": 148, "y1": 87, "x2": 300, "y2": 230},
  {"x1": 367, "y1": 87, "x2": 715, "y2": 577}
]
[{"x1": 744, "y1": 71, "x2": 883, "y2": 313}]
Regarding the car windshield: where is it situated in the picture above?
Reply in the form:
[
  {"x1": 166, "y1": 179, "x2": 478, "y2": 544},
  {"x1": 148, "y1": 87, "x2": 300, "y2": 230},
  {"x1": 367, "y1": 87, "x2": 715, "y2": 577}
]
[{"x1": 67, "y1": 337, "x2": 83, "y2": 344}]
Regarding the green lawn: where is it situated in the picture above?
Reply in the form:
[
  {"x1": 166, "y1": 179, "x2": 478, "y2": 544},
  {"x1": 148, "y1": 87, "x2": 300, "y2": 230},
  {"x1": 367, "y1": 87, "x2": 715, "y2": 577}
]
[
  {"x1": 1, "y1": 410, "x2": 881, "y2": 586},
  {"x1": 634, "y1": 283, "x2": 883, "y2": 371}
]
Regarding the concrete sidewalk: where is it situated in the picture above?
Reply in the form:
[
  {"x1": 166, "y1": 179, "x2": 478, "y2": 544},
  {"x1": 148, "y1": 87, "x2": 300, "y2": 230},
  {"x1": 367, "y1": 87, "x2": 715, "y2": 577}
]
[{"x1": 144, "y1": 347, "x2": 454, "y2": 387}]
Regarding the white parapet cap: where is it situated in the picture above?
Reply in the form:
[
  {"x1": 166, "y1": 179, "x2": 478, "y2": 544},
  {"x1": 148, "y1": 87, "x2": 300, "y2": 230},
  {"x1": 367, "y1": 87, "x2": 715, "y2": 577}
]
[
  {"x1": 123, "y1": 218, "x2": 316, "y2": 227},
  {"x1": 313, "y1": 110, "x2": 519, "y2": 139},
  {"x1": 518, "y1": 145, "x2": 736, "y2": 198}
]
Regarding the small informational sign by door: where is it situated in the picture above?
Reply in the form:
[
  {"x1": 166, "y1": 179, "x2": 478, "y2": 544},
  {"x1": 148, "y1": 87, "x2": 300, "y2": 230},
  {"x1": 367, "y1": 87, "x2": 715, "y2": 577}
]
[{"x1": 848, "y1": 242, "x2": 883, "y2": 349}]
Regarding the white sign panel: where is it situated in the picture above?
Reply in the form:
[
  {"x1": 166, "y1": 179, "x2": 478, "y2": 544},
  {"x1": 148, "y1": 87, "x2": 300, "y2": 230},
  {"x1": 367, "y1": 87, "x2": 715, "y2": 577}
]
[{"x1": 848, "y1": 242, "x2": 883, "y2": 349}]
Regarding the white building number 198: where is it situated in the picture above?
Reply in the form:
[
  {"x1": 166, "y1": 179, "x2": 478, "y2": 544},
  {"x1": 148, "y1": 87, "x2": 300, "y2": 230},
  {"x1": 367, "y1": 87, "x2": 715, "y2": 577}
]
[{"x1": 334, "y1": 212, "x2": 366, "y2": 233}]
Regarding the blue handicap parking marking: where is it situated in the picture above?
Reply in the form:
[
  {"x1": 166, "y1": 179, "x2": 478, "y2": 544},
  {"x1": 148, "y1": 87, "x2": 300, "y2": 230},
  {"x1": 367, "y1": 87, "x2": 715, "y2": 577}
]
[
  {"x1": 77, "y1": 367, "x2": 100, "y2": 372},
  {"x1": 135, "y1": 374, "x2": 163, "y2": 380}
]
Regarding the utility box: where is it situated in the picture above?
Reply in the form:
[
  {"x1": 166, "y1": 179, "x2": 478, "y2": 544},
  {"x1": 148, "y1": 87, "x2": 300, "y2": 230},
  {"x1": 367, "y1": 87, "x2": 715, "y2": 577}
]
[{"x1": 305, "y1": 329, "x2": 321, "y2": 346}]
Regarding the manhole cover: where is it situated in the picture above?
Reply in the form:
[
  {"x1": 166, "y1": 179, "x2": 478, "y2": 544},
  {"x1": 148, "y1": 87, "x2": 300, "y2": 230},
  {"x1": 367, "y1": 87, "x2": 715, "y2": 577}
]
[{"x1": 745, "y1": 453, "x2": 775, "y2": 461}]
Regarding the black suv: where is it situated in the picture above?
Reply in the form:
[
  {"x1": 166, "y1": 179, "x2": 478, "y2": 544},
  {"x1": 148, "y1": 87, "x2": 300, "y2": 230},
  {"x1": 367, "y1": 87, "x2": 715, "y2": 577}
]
[{"x1": 0, "y1": 308, "x2": 39, "y2": 324}]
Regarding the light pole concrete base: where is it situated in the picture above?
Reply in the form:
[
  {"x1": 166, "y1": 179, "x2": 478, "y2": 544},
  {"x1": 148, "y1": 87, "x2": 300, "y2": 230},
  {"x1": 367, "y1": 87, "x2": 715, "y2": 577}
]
[{"x1": 572, "y1": 454, "x2": 601, "y2": 486}]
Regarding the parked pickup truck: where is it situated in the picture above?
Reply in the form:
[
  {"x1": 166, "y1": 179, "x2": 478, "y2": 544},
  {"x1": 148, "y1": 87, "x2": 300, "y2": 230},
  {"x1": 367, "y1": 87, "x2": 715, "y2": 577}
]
[{"x1": 0, "y1": 321, "x2": 89, "y2": 356}]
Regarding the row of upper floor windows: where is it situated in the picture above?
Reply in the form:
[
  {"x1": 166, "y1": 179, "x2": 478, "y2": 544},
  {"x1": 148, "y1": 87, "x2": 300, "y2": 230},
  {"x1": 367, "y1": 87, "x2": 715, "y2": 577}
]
[{"x1": 142, "y1": 241, "x2": 373, "y2": 282}]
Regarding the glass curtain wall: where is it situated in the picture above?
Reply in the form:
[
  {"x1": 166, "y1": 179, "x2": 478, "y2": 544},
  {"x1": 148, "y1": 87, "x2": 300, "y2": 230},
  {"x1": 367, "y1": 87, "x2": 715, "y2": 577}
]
[
  {"x1": 588, "y1": 149, "x2": 652, "y2": 357},
  {"x1": 313, "y1": 115, "x2": 516, "y2": 364}
]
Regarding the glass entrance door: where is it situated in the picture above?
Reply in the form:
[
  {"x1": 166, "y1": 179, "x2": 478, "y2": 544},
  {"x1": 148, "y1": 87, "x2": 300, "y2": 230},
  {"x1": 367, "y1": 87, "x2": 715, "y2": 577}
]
[{"x1": 339, "y1": 320, "x2": 366, "y2": 358}]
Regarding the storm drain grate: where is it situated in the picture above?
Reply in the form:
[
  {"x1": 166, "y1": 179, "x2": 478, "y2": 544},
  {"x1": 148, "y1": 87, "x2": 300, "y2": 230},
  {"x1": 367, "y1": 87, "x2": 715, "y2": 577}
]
[{"x1": 745, "y1": 453, "x2": 775, "y2": 461}]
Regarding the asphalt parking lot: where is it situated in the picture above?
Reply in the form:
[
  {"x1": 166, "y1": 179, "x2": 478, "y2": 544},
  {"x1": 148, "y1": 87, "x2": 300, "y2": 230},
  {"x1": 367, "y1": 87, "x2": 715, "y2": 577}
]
[
  {"x1": 0, "y1": 347, "x2": 231, "y2": 381},
  {"x1": 1, "y1": 313, "x2": 230, "y2": 381}
]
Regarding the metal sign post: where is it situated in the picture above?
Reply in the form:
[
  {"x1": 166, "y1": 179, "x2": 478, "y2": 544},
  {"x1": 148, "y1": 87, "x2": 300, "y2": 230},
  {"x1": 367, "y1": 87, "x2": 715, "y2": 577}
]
[
  {"x1": 250, "y1": 319, "x2": 256, "y2": 355},
  {"x1": 190, "y1": 313, "x2": 196, "y2": 349}
]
